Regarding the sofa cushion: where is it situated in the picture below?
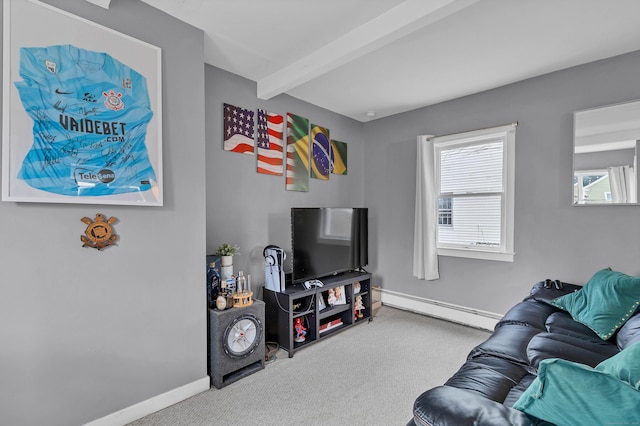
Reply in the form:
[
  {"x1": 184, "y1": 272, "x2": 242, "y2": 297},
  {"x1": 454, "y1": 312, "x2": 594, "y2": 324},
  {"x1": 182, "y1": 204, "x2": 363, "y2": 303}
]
[
  {"x1": 595, "y1": 341, "x2": 640, "y2": 390},
  {"x1": 526, "y1": 332, "x2": 619, "y2": 369},
  {"x1": 496, "y1": 298, "x2": 557, "y2": 331},
  {"x1": 616, "y1": 313, "x2": 640, "y2": 350},
  {"x1": 513, "y1": 358, "x2": 640, "y2": 426},
  {"x1": 551, "y1": 268, "x2": 640, "y2": 340},
  {"x1": 468, "y1": 324, "x2": 542, "y2": 373},
  {"x1": 413, "y1": 386, "x2": 538, "y2": 426},
  {"x1": 544, "y1": 311, "x2": 600, "y2": 339},
  {"x1": 502, "y1": 374, "x2": 536, "y2": 408},
  {"x1": 444, "y1": 356, "x2": 529, "y2": 403}
]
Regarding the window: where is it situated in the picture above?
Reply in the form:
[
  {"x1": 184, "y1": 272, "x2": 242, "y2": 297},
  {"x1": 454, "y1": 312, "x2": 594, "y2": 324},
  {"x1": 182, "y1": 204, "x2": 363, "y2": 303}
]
[
  {"x1": 438, "y1": 196, "x2": 452, "y2": 226},
  {"x1": 432, "y1": 123, "x2": 516, "y2": 262}
]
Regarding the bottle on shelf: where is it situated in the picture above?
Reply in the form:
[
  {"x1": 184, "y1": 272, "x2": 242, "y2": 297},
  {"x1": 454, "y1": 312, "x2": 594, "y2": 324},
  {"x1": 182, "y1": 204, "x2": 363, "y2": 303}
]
[{"x1": 236, "y1": 271, "x2": 246, "y2": 294}]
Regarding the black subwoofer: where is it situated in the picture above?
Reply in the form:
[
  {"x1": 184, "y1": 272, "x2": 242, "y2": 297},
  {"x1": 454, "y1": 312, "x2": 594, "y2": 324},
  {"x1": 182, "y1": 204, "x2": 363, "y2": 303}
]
[{"x1": 208, "y1": 299, "x2": 265, "y2": 389}]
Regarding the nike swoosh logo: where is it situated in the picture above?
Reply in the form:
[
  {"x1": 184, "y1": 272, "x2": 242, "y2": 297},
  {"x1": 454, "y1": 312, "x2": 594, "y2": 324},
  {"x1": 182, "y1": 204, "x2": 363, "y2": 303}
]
[{"x1": 55, "y1": 89, "x2": 73, "y2": 94}]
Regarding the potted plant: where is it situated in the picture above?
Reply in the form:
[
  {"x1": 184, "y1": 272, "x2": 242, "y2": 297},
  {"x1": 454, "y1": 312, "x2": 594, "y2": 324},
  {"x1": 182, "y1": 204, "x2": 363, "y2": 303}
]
[{"x1": 215, "y1": 242, "x2": 239, "y2": 267}]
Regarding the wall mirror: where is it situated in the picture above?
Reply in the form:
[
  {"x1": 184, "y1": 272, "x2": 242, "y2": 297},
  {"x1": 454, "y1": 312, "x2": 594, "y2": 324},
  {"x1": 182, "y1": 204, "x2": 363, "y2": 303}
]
[{"x1": 573, "y1": 100, "x2": 640, "y2": 205}]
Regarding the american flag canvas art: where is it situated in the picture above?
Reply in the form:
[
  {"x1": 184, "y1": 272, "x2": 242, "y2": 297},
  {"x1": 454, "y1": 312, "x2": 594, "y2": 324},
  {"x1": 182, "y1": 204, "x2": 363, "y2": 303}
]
[
  {"x1": 310, "y1": 124, "x2": 330, "y2": 180},
  {"x1": 256, "y1": 109, "x2": 284, "y2": 175},
  {"x1": 223, "y1": 103, "x2": 255, "y2": 154},
  {"x1": 286, "y1": 113, "x2": 310, "y2": 192}
]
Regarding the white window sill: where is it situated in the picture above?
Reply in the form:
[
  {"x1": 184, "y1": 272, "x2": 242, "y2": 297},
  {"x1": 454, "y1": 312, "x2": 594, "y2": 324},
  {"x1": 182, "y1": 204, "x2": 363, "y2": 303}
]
[{"x1": 437, "y1": 247, "x2": 515, "y2": 262}]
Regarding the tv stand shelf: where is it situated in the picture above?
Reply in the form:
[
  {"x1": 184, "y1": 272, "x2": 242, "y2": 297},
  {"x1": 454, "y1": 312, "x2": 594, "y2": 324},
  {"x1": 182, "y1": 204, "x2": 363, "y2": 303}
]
[
  {"x1": 264, "y1": 271, "x2": 372, "y2": 357},
  {"x1": 318, "y1": 303, "x2": 350, "y2": 320}
]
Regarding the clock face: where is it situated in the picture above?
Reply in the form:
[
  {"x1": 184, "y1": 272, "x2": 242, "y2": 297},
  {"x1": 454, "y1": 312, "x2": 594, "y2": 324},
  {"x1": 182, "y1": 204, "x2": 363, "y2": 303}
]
[{"x1": 223, "y1": 314, "x2": 262, "y2": 358}]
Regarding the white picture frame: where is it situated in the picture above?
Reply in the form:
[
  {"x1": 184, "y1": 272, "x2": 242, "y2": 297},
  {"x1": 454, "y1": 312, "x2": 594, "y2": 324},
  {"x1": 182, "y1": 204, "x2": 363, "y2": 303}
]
[
  {"x1": 330, "y1": 285, "x2": 346, "y2": 305},
  {"x1": 317, "y1": 292, "x2": 326, "y2": 311},
  {"x1": 2, "y1": 0, "x2": 163, "y2": 206}
]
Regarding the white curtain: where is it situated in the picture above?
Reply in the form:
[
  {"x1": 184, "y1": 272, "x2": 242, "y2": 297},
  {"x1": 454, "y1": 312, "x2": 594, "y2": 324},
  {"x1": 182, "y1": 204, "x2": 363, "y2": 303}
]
[
  {"x1": 413, "y1": 135, "x2": 439, "y2": 280},
  {"x1": 608, "y1": 165, "x2": 637, "y2": 203}
]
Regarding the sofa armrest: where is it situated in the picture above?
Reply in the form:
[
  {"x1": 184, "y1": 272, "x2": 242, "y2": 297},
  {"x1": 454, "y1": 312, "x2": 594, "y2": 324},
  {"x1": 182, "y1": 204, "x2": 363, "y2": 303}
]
[
  {"x1": 527, "y1": 280, "x2": 582, "y2": 305},
  {"x1": 412, "y1": 386, "x2": 541, "y2": 426}
]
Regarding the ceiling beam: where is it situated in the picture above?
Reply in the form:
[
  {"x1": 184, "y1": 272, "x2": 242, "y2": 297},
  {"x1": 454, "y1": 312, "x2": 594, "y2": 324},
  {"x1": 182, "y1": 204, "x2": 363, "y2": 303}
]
[
  {"x1": 256, "y1": 0, "x2": 479, "y2": 100},
  {"x1": 86, "y1": 0, "x2": 112, "y2": 9}
]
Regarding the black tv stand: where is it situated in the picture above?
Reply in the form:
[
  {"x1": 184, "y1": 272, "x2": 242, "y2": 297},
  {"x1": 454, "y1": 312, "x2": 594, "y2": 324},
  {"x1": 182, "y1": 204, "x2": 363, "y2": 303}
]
[{"x1": 263, "y1": 271, "x2": 373, "y2": 357}]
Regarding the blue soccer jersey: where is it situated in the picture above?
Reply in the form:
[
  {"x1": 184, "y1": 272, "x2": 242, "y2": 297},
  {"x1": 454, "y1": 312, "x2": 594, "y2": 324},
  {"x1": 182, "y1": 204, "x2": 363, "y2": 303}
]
[{"x1": 14, "y1": 44, "x2": 157, "y2": 197}]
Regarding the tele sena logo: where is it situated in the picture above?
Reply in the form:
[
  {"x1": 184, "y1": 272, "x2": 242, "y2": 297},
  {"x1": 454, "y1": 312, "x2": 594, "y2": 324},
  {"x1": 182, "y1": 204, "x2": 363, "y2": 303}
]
[{"x1": 75, "y1": 169, "x2": 116, "y2": 184}]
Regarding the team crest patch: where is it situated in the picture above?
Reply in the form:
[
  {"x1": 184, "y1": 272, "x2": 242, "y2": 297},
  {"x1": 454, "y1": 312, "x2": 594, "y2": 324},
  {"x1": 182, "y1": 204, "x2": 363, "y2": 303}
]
[
  {"x1": 81, "y1": 213, "x2": 118, "y2": 250},
  {"x1": 103, "y1": 90, "x2": 124, "y2": 111}
]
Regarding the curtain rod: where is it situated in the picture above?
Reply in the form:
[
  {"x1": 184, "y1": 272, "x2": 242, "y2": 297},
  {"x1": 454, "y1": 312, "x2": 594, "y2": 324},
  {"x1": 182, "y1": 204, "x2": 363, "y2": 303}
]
[{"x1": 426, "y1": 121, "x2": 518, "y2": 141}]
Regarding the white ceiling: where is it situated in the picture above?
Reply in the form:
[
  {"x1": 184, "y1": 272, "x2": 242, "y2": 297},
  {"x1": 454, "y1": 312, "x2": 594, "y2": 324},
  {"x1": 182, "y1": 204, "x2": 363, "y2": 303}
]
[{"x1": 137, "y1": 0, "x2": 640, "y2": 122}]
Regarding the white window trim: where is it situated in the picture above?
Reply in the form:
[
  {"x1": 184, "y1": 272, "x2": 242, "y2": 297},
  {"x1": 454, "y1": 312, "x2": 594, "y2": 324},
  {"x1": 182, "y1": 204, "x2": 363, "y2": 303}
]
[{"x1": 432, "y1": 123, "x2": 516, "y2": 262}]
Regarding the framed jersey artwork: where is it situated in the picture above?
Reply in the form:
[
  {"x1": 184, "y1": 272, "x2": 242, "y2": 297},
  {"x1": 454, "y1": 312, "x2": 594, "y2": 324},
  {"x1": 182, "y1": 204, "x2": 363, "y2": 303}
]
[{"x1": 2, "y1": 0, "x2": 163, "y2": 206}]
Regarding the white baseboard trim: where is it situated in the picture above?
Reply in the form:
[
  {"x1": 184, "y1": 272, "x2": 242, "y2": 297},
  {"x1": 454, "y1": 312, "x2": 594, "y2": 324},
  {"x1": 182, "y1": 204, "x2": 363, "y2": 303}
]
[
  {"x1": 84, "y1": 376, "x2": 210, "y2": 426},
  {"x1": 380, "y1": 289, "x2": 502, "y2": 331}
]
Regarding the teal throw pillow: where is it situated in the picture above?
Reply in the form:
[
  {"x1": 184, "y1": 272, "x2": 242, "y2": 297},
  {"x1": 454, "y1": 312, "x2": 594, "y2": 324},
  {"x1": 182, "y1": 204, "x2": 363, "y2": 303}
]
[
  {"x1": 513, "y1": 358, "x2": 640, "y2": 426},
  {"x1": 551, "y1": 268, "x2": 640, "y2": 340},
  {"x1": 596, "y1": 341, "x2": 640, "y2": 390}
]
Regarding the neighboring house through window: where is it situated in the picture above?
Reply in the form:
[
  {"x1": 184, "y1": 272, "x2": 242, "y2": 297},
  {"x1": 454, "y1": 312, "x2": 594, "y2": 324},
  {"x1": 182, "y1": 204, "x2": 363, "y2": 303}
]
[
  {"x1": 438, "y1": 195, "x2": 452, "y2": 226},
  {"x1": 431, "y1": 123, "x2": 516, "y2": 262},
  {"x1": 573, "y1": 170, "x2": 611, "y2": 204}
]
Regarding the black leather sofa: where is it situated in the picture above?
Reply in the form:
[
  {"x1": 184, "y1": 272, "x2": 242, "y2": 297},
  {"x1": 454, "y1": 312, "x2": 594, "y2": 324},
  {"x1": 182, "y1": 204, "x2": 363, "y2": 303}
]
[{"x1": 408, "y1": 279, "x2": 640, "y2": 426}]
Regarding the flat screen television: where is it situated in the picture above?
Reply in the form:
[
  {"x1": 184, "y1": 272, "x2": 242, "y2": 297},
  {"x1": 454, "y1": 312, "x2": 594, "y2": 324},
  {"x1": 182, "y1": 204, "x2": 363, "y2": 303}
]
[{"x1": 291, "y1": 207, "x2": 368, "y2": 284}]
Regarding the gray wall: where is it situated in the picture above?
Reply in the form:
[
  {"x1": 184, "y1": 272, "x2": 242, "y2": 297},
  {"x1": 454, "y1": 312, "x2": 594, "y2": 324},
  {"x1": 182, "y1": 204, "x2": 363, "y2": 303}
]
[
  {"x1": 574, "y1": 148, "x2": 635, "y2": 170},
  {"x1": 205, "y1": 66, "x2": 365, "y2": 285},
  {"x1": 0, "y1": 1, "x2": 206, "y2": 425},
  {"x1": 364, "y1": 50, "x2": 640, "y2": 315}
]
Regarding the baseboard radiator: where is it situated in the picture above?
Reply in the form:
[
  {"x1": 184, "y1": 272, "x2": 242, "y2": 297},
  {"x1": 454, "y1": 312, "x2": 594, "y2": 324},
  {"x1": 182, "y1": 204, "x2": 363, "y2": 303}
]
[{"x1": 379, "y1": 289, "x2": 502, "y2": 331}]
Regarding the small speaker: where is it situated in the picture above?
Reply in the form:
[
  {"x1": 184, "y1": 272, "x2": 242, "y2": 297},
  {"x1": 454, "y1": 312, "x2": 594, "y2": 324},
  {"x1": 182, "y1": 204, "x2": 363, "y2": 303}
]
[{"x1": 208, "y1": 300, "x2": 265, "y2": 389}]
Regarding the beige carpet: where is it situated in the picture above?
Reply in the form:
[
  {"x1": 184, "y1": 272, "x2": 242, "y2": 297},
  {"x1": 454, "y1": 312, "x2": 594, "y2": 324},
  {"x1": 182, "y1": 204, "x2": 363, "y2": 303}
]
[{"x1": 128, "y1": 306, "x2": 490, "y2": 426}]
